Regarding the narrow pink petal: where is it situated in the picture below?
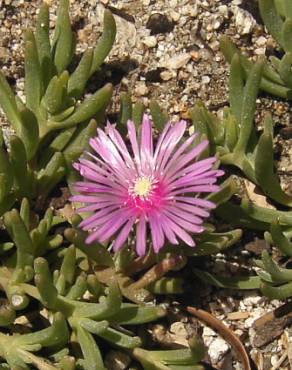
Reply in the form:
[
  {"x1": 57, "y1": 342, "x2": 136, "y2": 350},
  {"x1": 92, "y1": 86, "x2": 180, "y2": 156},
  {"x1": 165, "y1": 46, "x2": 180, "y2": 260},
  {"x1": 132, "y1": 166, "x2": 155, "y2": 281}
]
[
  {"x1": 98, "y1": 213, "x2": 132, "y2": 243},
  {"x1": 160, "y1": 216, "x2": 179, "y2": 245},
  {"x1": 136, "y1": 216, "x2": 146, "y2": 256},
  {"x1": 80, "y1": 205, "x2": 119, "y2": 229},
  {"x1": 140, "y1": 115, "x2": 154, "y2": 173},
  {"x1": 71, "y1": 194, "x2": 122, "y2": 204},
  {"x1": 77, "y1": 200, "x2": 120, "y2": 213},
  {"x1": 81, "y1": 207, "x2": 127, "y2": 231},
  {"x1": 164, "y1": 157, "x2": 217, "y2": 184},
  {"x1": 170, "y1": 185, "x2": 220, "y2": 195},
  {"x1": 160, "y1": 133, "x2": 197, "y2": 174},
  {"x1": 163, "y1": 210, "x2": 204, "y2": 233},
  {"x1": 113, "y1": 217, "x2": 136, "y2": 251},
  {"x1": 164, "y1": 140, "x2": 209, "y2": 180},
  {"x1": 77, "y1": 158, "x2": 109, "y2": 178},
  {"x1": 149, "y1": 215, "x2": 165, "y2": 253},
  {"x1": 153, "y1": 122, "x2": 171, "y2": 160},
  {"x1": 166, "y1": 206, "x2": 203, "y2": 225},
  {"x1": 92, "y1": 132, "x2": 134, "y2": 178},
  {"x1": 175, "y1": 197, "x2": 216, "y2": 209},
  {"x1": 169, "y1": 176, "x2": 217, "y2": 189},
  {"x1": 127, "y1": 120, "x2": 141, "y2": 171},
  {"x1": 161, "y1": 215, "x2": 195, "y2": 247},
  {"x1": 107, "y1": 125, "x2": 136, "y2": 172},
  {"x1": 75, "y1": 164, "x2": 127, "y2": 192},
  {"x1": 90, "y1": 138, "x2": 130, "y2": 182},
  {"x1": 174, "y1": 202, "x2": 210, "y2": 217},
  {"x1": 86, "y1": 210, "x2": 131, "y2": 244},
  {"x1": 71, "y1": 195, "x2": 108, "y2": 203},
  {"x1": 75, "y1": 182, "x2": 126, "y2": 197},
  {"x1": 155, "y1": 121, "x2": 186, "y2": 172}
]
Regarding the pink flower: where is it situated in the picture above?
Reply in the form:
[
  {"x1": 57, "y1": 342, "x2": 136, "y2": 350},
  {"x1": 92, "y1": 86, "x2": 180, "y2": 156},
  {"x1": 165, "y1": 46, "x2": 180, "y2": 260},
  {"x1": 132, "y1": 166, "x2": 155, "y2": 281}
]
[{"x1": 71, "y1": 115, "x2": 223, "y2": 256}]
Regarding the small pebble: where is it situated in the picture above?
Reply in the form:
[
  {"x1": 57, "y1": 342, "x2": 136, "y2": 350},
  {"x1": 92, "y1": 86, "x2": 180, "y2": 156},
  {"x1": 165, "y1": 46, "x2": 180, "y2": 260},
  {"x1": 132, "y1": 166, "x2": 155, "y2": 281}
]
[
  {"x1": 165, "y1": 53, "x2": 191, "y2": 70},
  {"x1": 146, "y1": 13, "x2": 174, "y2": 35},
  {"x1": 143, "y1": 35, "x2": 157, "y2": 48},
  {"x1": 208, "y1": 338, "x2": 229, "y2": 363}
]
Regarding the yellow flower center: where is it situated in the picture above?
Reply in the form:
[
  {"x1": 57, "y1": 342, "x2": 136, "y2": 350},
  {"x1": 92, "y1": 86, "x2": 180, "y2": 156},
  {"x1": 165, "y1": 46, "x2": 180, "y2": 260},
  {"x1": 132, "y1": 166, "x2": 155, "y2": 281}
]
[{"x1": 133, "y1": 176, "x2": 152, "y2": 197}]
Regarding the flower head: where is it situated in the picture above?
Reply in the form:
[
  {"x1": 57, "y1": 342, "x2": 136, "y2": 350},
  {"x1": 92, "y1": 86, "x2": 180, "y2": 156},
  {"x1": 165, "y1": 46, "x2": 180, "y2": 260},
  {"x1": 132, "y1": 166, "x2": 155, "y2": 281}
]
[{"x1": 71, "y1": 115, "x2": 223, "y2": 256}]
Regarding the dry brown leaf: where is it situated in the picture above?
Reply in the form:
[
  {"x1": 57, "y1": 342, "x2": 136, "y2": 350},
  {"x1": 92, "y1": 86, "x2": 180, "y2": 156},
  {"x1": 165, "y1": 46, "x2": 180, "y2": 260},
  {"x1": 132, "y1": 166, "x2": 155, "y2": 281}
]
[
  {"x1": 243, "y1": 179, "x2": 276, "y2": 209},
  {"x1": 253, "y1": 301, "x2": 292, "y2": 348},
  {"x1": 187, "y1": 306, "x2": 251, "y2": 370},
  {"x1": 283, "y1": 330, "x2": 292, "y2": 368},
  {"x1": 227, "y1": 311, "x2": 250, "y2": 321}
]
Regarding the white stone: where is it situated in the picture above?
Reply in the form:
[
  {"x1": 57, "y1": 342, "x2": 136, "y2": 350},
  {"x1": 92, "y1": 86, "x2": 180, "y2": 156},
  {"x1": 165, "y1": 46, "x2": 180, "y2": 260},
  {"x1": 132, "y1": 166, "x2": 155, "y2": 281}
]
[
  {"x1": 169, "y1": 10, "x2": 180, "y2": 22},
  {"x1": 160, "y1": 70, "x2": 174, "y2": 81},
  {"x1": 169, "y1": 0, "x2": 177, "y2": 7},
  {"x1": 135, "y1": 82, "x2": 149, "y2": 96},
  {"x1": 244, "y1": 316, "x2": 257, "y2": 328},
  {"x1": 233, "y1": 6, "x2": 256, "y2": 35},
  {"x1": 202, "y1": 75, "x2": 210, "y2": 84},
  {"x1": 203, "y1": 327, "x2": 216, "y2": 337},
  {"x1": 143, "y1": 36, "x2": 157, "y2": 48},
  {"x1": 208, "y1": 338, "x2": 229, "y2": 363},
  {"x1": 164, "y1": 53, "x2": 191, "y2": 70},
  {"x1": 218, "y1": 5, "x2": 228, "y2": 17},
  {"x1": 243, "y1": 296, "x2": 262, "y2": 306},
  {"x1": 256, "y1": 36, "x2": 267, "y2": 46},
  {"x1": 271, "y1": 354, "x2": 279, "y2": 366}
]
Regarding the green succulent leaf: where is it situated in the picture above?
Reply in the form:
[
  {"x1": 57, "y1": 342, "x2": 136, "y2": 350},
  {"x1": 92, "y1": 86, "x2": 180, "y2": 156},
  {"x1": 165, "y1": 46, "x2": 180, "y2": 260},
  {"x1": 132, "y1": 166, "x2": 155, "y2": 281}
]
[
  {"x1": 0, "y1": 70, "x2": 23, "y2": 134},
  {"x1": 4, "y1": 209, "x2": 35, "y2": 282},
  {"x1": 18, "y1": 107, "x2": 39, "y2": 160},
  {"x1": 68, "y1": 49, "x2": 93, "y2": 98},
  {"x1": 34, "y1": 257, "x2": 58, "y2": 308},
  {"x1": 35, "y1": 2, "x2": 52, "y2": 88},
  {"x1": 270, "y1": 221, "x2": 292, "y2": 256},
  {"x1": 148, "y1": 277, "x2": 184, "y2": 294},
  {"x1": 220, "y1": 36, "x2": 290, "y2": 98},
  {"x1": 261, "y1": 250, "x2": 292, "y2": 283},
  {"x1": 282, "y1": 18, "x2": 292, "y2": 53},
  {"x1": 76, "y1": 325, "x2": 106, "y2": 370},
  {"x1": 259, "y1": 0, "x2": 284, "y2": 47},
  {"x1": 9, "y1": 135, "x2": 32, "y2": 198},
  {"x1": 90, "y1": 9, "x2": 117, "y2": 75},
  {"x1": 37, "y1": 152, "x2": 66, "y2": 199},
  {"x1": 110, "y1": 303, "x2": 166, "y2": 325},
  {"x1": 279, "y1": 52, "x2": 292, "y2": 87},
  {"x1": 193, "y1": 269, "x2": 261, "y2": 289},
  {"x1": 255, "y1": 115, "x2": 292, "y2": 206},
  {"x1": 150, "y1": 100, "x2": 169, "y2": 132},
  {"x1": 97, "y1": 326, "x2": 142, "y2": 348},
  {"x1": 229, "y1": 54, "x2": 245, "y2": 125},
  {"x1": 118, "y1": 93, "x2": 133, "y2": 126},
  {"x1": 261, "y1": 280, "x2": 292, "y2": 299},
  {"x1": 233, "y1": 58, "x2": 264, "y2": 155},
  {"x1": 24, "y1": 30, "x2": 43, "y2": 114},
  {"x1": 50, "y1": 83, "x2": 113, "y2": 130},
  {"x1": 133, "y1": 101, "x2": 145, "y2": 127},
  {"x1": 52, "y1": 0, "x2": 74, "y2": 74},
  {"x1": 0, "y1": 144, "x2": 13, "y2": 202},
  {"x1": 192, "y1": 229, "x2": 242, "y2": 256},
  {"x1": 43, "y1": 72, "x2": 69, "y2": 115}
]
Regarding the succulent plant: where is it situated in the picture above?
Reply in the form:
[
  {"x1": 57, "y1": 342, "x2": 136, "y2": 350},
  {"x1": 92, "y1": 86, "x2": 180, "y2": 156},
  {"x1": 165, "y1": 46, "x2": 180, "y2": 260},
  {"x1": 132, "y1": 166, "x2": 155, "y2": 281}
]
[
  {"x1": 0, "y1": 198, "x2": 208, "y2": 369},
  {"x1": 220, "y1": 0, "x2": 292, "y2": 99},
  {"x1": 0, "y1": 0, "x2": 115, "y2": 213},
  {"x1": 249, "y1": 220, "x2": 292, "y2": 300},
  {"x1": 187, "y1": 1, "x2": 292, "y2": 294}
]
